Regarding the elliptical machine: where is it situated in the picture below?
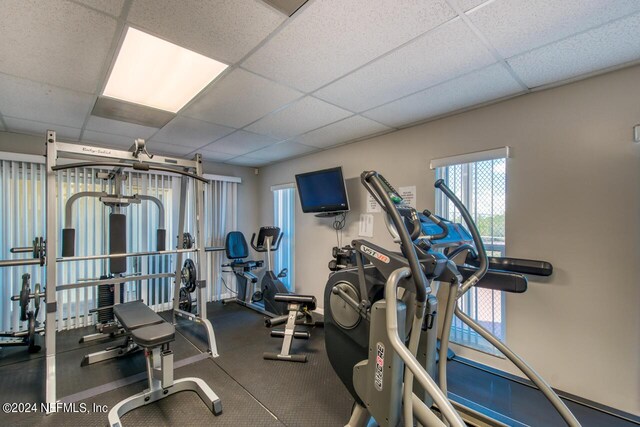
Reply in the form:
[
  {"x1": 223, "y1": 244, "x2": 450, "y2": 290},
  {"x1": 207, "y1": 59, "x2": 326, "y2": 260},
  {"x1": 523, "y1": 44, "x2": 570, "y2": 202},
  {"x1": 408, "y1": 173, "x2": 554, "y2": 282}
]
[{"x1": 324, "y1": 171, "x2": 581, "y2": 427}]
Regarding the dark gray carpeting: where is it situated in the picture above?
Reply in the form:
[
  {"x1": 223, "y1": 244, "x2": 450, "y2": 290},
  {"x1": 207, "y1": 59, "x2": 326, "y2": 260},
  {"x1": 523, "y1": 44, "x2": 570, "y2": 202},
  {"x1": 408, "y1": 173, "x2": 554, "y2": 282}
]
[
  {"x1": 1, "y1": 301, "x2": 636, "y2": 427},
  {"x1": 0, "y1": 303, "x2": 353, "y2": 427},
  {"x1": 9, "y1": 359, "x2": 284, "y2": 427}
]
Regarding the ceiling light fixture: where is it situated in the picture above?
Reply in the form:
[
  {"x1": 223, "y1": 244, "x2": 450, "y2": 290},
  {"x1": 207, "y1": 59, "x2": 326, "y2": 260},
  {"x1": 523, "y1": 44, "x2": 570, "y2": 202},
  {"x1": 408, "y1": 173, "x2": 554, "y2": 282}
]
[{"x1": 103, "y1": 27, "x2": 228, "y2": 113}]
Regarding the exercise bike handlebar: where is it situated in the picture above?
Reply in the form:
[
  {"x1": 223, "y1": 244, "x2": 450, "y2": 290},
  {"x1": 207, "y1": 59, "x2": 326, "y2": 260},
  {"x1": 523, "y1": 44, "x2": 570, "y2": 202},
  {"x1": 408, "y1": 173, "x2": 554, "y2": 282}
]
[
  {"x1": 362, "y1": 171, "x2": 429, "y2": 303},
  {"x1": 250, "y1": 230, "x2": 283, "y2": 252},
  {"x1": 434, "y1": 179, "x2": 488, "y2": 294}
]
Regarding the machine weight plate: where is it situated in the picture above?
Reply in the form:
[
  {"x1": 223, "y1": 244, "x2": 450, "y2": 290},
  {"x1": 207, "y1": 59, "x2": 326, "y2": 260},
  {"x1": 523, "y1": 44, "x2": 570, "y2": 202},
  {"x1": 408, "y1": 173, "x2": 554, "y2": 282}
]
[
  {"x1": 178, "y1": 287, "x2": 193, "y2": 312},
  {"x1": 33, "y1": 283, "x2": 41, "y2": 318},
  {"x1": 181, "y1": 259, "x2": 197, "y2": 293},
  {"x1": 26, "y1": 312, "x2": 40, "y2": 353},
  {"x1": 182, "y1": 233, "x2": 195, "y2": 249},
  {"x1": 19, "y1": 274, "x2": 30, "y2": 322}
]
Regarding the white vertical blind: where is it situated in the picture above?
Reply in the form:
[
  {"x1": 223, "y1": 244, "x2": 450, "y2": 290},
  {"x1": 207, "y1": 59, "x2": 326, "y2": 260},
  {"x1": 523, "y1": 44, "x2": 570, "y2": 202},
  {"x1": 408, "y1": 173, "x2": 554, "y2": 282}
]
[
  {"x1": 204, "y1": 179, "x2": 238, "y2": 301},
  {"x1": 0, "y1": 159, "x2": 239, "y2": 332},
  {"x1": 273, "y1": 186, "x2": 295, "y2": 292},
  {"x1": 0, "y1": 161, "x2": 46, "y2": 332}
]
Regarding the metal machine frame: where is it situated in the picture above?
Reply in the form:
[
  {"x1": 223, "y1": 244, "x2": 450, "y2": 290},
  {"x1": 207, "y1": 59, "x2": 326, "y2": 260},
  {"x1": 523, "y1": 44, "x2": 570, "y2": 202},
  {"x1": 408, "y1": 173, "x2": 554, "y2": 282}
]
[{"x1": 15, "y1": 130, "x2": 219, "y2": 410}]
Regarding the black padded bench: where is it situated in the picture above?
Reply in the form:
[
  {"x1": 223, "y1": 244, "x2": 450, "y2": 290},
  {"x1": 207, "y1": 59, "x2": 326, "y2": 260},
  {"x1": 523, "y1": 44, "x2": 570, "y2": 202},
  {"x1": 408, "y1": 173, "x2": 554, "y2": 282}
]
[
  {"x1": 263, "y1": 293, "x2": 322, "y2": 363},
  {"x1": 108, "y1": 301, "x2": 222, "y2": 427},
  {"x1": 113, "y1": 301, "x2": 174, "y2": 348}
]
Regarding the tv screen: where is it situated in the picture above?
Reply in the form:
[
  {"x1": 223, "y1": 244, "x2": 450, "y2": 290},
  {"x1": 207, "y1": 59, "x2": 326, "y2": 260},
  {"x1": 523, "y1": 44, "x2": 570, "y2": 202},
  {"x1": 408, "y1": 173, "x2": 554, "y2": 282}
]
[{"x1": 295, "y1": 167, "x2": 349, "y2": 214}]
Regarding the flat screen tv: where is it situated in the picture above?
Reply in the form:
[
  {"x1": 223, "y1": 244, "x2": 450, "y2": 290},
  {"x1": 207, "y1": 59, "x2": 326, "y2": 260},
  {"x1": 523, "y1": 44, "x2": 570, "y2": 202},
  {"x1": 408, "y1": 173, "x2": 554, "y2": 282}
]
[{"x1": 295, "y1": 167, "x2": 349, "y2": 215}]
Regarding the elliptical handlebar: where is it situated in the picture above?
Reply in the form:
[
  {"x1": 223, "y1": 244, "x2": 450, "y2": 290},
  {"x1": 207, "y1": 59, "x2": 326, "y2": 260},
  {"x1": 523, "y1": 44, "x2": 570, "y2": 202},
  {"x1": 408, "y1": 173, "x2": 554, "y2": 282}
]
[
  {"x1": 361, "y1": 171, "x2": 429, "y2": 303},
  {"x1": 434, "y1": 179, "x2": 488, "y2": 293},
  {"x1": 422, "y1": 209, "x2": 449, "y2": 240}
]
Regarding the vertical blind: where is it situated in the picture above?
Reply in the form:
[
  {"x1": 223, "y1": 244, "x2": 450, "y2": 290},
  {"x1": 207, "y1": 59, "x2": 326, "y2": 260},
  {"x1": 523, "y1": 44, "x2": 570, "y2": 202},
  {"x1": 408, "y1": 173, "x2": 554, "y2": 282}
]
[
  {"x1": 273, "y1": 186, "x2": 295, "y2": 292},
  {"x1": 0, "y1": 159, "x2": 238, "y2": 333}
]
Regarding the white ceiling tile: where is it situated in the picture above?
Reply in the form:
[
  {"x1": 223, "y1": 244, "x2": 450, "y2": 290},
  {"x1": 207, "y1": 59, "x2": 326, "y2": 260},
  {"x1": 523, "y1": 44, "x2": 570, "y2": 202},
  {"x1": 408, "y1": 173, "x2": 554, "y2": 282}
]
[
  {"x1": 458, "y1": 0, "x2": 489, "y2": 12},
  {"x1": 183, "y1": 69, "x2": 302, "y2": 128},
  {"x1": 508, "y1": 13, "x2": 640, "y2": 88},
  {"x1": 247, "y1": 141, "x2": 318, "y2": 162},
  {"x1": 73, "y1": 0, "x2": 125, "y2": 16},
  {"x1": 4, "y1": 117, "x2": 81, "y2": 141},
  {"x1": 314, "y1": 19, "x2": 495, "y2": 112},
  {"x1": 363, "y1": 64, "x2": 524, "y2": 128},
  {"x1": 205, "y1": 130, "x2": 280, "y2": 156},
  {"x1": 127, "y1": 0, "x2": 285, "y2": 64},
  {"x1": 246, "y1": 97, "x2": 352, "y2": 139},
  {"x1": 152, "y1": 116, "x2": 234, "y2": 148},
  {"x1": 225, "y1": 156, "x2": 272, "y2": 167},
  {"x1": 147, "y1": 140, "x2": 195, "y2": 157},
  {"x1": 82, "y1": 130, "x2": 138, "y2": 149},
  {"x1": 467, "y1": 0, "x2": 640, "y2": 58},
  {"x1": 0, "y1": 0, "x2": 118, "y2": 92},
  {"x1": 198, "y1": 150, "x2": 236, "y2": 163},
  {"x1": 243, "y1": 0, "x2": 456, "y2": 92},
  {"x1": 295, "y1": 116, "x2": 391, "y2": 149},
  {"x1": 85, "y1": 115, "x2": 159, "y2": 138},
  {"x1": 0, "y1": 73, "x2": 95, "y2": 128}
]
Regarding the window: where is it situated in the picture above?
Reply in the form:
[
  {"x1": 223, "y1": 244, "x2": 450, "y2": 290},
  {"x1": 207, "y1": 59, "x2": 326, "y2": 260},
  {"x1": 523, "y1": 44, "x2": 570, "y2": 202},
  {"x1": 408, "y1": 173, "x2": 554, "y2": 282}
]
[
  {"x1": 272, "y1": 185, "x2": 295, "y2": 291},
  {"x1": 435, "y1": 156, "x2": 507, "y2": 355}
]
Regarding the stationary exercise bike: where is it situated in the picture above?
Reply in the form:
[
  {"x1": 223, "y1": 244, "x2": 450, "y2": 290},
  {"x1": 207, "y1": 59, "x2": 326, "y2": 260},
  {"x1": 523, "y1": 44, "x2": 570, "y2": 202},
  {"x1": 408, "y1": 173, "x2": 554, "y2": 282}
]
[
  {"x1": 251, "y1": 226, "x2": 291, "y2": 316},
  {"x1": 223, "y1": 226, "x2": 290, "y2": 316}
]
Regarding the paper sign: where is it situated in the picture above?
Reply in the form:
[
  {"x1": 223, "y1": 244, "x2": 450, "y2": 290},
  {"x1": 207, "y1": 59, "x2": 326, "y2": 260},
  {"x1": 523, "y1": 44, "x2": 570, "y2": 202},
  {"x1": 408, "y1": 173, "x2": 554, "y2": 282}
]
[
  {"x1": 359, "y1": 213, "x2": 374, "y2": 238},
  {"x1": 398, "y1": 186, "x2": 417, "y2": 209},
  {"x1": 367, "y1": 194, "x2": 381, "y2": 213}
]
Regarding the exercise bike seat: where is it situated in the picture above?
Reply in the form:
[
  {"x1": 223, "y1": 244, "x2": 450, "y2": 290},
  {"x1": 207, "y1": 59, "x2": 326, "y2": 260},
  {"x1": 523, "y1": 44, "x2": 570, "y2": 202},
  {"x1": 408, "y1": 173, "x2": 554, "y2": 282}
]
[
  {"x1": 225, "y1": 231, "x2": 250, "y2": 259},
  {"x1": 274, "y1": 293, "x2": 317, "y2": 311}
]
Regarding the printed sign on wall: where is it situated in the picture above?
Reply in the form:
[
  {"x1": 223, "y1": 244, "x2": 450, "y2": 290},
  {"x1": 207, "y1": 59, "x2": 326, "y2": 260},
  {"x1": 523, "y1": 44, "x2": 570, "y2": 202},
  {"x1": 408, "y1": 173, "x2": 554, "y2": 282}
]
[
  {"x1": 367, "y1": 194, "x2": 382, "y2": 213},
  {"x1": 359, "y1": 213, "x2": 374, "y2": 238},
  {"x1": 398, "y1": 186, "x2": 417, "y2": 209}
]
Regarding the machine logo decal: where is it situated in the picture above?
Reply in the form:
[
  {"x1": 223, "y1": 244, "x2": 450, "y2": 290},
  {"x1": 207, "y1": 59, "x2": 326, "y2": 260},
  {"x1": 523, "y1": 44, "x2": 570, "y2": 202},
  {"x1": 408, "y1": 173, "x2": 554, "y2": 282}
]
[
  {"x1": 375, "y1": 342, "x2": 384, "y2": 391},
  {"x1": 82, "y1": 147, "x2": 113, "y2": 155},
  {"x1": 360, "y1": 245, "x2": 390, "y2": 264}
]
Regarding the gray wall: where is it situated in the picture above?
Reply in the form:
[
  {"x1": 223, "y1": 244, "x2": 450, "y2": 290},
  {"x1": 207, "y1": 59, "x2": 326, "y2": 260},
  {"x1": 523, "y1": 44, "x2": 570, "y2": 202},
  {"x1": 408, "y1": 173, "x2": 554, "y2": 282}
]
[
  {"x1": 0, "y1": 131, "x2": 259, "y2": 239},
  {"x1": 256, "y1": 65, "x2": 640, "y2": 414}
]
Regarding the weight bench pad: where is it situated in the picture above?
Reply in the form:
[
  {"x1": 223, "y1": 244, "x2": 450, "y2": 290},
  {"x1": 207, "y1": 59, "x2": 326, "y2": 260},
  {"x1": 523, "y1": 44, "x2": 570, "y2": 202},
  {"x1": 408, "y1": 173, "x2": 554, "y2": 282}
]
[
  {"x1": 274, "y1": 294, "x2": 317, "y2": 311},
  {"x1": 113, "y1": 301, "x2": 164, "y2": 331},
  {"x1": 130, "y1": 322, "x2": 175, "y2": 348}
]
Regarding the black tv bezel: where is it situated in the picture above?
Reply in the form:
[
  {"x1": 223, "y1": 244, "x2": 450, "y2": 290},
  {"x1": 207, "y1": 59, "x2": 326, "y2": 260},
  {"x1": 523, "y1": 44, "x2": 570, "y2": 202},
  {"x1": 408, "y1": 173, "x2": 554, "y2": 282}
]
[{"x1": 295, "y1": 166, "x2": 350, "y2": 214}]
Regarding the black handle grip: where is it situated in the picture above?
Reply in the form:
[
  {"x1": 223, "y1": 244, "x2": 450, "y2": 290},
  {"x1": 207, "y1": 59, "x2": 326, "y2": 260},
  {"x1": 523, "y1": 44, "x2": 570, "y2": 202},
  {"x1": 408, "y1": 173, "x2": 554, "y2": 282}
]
[
  {"x1": 422, "y1": 209, "x2": 449, "y2": 240},
  {"x1": 250, "y1": 233, "x2": 259, "y2": 251},
  {"x1": 273, "y1": 231, "x2": 283, "y2": 251},
  {"x1": 435, "y1": 180, "x2": 488, "y2": 284},
  {"x1": 363, "y1": 171, "x2": 428, "y2": 303}
]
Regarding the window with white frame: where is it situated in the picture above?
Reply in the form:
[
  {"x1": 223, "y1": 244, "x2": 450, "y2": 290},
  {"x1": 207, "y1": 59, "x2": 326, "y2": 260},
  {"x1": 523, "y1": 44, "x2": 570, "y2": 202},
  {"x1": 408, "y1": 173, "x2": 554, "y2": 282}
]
[
  {"x1": 272, "y1": 184, "x2": 295, "y2": 292},
  {"x1": 434, "y1": 149, "x2": 508, "y2": 355}
]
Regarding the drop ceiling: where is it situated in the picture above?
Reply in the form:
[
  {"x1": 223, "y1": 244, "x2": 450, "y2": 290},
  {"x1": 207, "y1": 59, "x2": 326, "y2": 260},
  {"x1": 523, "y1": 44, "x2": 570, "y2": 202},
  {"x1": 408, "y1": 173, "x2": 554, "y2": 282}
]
[{"x1": 0, "y1": 0, "x2": 638, "y2": 167}]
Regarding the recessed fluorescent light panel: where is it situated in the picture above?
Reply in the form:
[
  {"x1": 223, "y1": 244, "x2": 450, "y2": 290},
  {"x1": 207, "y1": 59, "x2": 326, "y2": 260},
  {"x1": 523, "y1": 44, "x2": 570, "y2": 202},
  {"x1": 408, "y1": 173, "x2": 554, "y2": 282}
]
[{"x1": 103, "y1": 27, "x2": 228, "y2": 113}]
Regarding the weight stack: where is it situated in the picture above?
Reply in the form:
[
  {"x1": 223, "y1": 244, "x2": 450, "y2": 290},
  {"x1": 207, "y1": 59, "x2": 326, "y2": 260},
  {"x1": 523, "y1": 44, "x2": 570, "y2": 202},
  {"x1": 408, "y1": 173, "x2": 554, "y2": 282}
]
[{"x1": 97, "y1": 277, "x2": 124, "y2": 324}]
